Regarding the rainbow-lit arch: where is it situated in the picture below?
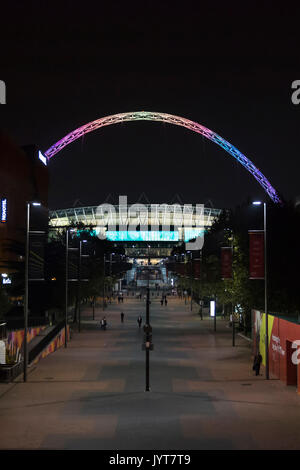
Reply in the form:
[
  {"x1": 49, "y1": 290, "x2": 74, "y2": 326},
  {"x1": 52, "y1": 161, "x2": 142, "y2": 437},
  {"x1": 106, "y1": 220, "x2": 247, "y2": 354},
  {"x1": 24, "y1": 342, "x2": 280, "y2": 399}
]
[{"x1": 44, "y1": 111, "x2": 281, "y2": 203}]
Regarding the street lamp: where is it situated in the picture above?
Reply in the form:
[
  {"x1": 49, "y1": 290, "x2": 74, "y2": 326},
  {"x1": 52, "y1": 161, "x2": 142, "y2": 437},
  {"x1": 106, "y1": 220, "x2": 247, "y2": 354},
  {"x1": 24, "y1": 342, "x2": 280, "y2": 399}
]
[
  {"x1": 252, "y1": 201, "x2": 269, "y2": 380},
  {"x1": 65, "y1": 228, "x2": 76, "y2": 347},
  {"x1": 24, "y1": 201, "x2": 41, "y2": 382},
  {"x1": 144, "y1": 245, "x2": 151, "y2": 391}
]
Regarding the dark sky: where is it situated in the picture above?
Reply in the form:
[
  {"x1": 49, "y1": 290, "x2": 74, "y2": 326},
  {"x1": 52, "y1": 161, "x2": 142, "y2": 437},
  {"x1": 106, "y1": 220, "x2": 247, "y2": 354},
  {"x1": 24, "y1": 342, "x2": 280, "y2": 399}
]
[{"x1": 1, "y1": 1, "x2": 300, "y2": 210}]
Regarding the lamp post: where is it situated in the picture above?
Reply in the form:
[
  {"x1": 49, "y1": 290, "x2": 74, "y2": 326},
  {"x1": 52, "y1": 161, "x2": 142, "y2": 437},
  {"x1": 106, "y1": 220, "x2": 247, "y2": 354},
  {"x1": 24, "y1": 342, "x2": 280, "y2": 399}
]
[
  {"x1": 78, "y1": 239, "x2": 89, "y2": 333},
  {"x1": 252, "y1": 201, "x2": 269, "y2": 380},
  {"x1": 24, "y1": 201, "x2": 41, "y2": 382},
  {"x1": 65, "y1": 228, "x2": 69, "y2": 348},
  {"x1": 64, "y1": 228, "x2": 76, "y2": 347},
  {"x1": 189, "y1": 251, "x2": 193, "y2": 312},
  {"x1": 66, "y1": 233, "x2": 89, "y2": 335},
  {"x1": 145, "y1": 244, "x2": 151, "y2": 391},
  {"x1": 78, "y1": 240, "x2": 82, "y2": 333}
]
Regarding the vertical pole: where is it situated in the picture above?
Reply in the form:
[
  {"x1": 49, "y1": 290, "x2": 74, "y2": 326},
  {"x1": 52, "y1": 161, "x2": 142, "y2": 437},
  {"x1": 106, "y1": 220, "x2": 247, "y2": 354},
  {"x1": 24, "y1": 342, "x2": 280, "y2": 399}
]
[
  {"x1": 232, "y1": 305, "x2": 235, "y2": 347},
  {"x1": 214, "y1": 298, "x2": 217, "y2": 332},
  {"x1": 93, "y1": 296, "x2": 95, "y2": 321},
  {"x1": 200, "y1": 248, "x2": 203, "y2": 318},
  {"x1": 24, "y1": 203, "x2": 30, "y2": 382},
  {"x1": 145, "y1": 244, "x2": 150, "y2": 392},
  {"x1": 146, "y1": 287, "x2": 150, "y2": 324},
  {"x1": 65, "y1": 229, "x2": 69, "y2": 348},
  {"x1": 190, "y1": 253, "x2": 193, "y2": 311},
  {"x1": 264, "y1": 203, "x2": 269, "y2": 380},
  {"x1": 103, "y1": 253, "x2": 105, "y2": 310},
  {"x1": 78, "y1": 240, "x2": 82, "y2": 333},
  {"x1": 110, "y1": 252, "x2": 112, "y2": 303},
  {"x1": 145, "y1": 286, "x2": 150, "y2": 392}
]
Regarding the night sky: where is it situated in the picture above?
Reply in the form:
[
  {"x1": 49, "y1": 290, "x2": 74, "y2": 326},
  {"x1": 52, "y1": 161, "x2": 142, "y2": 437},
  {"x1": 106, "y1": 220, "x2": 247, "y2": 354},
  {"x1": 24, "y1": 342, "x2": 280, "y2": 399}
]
[{"x1": 1, "y1": 1, "x2": 300, "y2": 210}]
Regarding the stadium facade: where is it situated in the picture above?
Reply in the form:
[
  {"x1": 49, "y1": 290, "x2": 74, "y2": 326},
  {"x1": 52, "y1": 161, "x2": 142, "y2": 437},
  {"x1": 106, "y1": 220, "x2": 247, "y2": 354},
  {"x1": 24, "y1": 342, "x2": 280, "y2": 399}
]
[
  {"x1": 49, "y1": 204, "x2": 221, "y2": 243},
  {"x1": 49, "y1": 203, "x2": 222, "y2": 289}
]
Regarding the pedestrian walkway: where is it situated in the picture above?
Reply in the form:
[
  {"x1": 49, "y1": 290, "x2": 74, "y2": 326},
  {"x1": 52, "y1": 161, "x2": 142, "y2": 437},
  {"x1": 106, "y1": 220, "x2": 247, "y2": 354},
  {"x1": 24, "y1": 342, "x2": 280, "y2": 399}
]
[{"x1": 0, "y1": 297, "x2": 300, "y2": 450}]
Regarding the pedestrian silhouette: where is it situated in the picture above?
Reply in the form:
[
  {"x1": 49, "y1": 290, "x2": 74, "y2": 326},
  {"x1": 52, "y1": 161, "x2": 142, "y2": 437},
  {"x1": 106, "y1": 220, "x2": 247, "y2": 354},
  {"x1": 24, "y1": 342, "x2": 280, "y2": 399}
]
[
  {"x1": 101, "y1": 317, "x2": 107, "y2": 330},
  {"x1": 137, "y1": 315, "x2": 142, "y2": 328},
  {"x1": 121, "y1": 312, "x2": 124, "y2": 323},
  {"x1": 253, "y1": 353, "x2": 262, "y2": 376}
]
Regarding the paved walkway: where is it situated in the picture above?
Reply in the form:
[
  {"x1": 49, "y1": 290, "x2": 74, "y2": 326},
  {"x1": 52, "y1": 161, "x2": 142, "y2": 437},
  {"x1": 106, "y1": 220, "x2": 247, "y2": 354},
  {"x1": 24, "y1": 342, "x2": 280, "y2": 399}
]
[{"x1": 0, "y1": 296, "x2": 300, "y2": 450}]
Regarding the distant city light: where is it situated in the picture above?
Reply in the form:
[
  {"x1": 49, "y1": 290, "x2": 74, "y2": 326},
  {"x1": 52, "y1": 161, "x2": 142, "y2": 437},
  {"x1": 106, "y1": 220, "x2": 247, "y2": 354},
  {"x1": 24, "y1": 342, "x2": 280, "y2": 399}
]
[
  {"x1": 2, "y1": 274, "x2": 11, "y2": 285},
  {"x1": 252, "y1": 201, "x2": 262, "y2": 205}
]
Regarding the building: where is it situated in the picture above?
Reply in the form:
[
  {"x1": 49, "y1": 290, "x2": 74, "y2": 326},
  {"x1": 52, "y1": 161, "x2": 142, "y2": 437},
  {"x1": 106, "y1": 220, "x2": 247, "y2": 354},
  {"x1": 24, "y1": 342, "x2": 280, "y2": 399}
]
[
  {"x1": 49, "y1": 202, "x2": 221, "y2": 290},
  {"x1": 49, "y1": 204, "x2": 221, "y2": 257},
  {"x1": 0, "y1": 132, "x2": 49, "y2": 275}
]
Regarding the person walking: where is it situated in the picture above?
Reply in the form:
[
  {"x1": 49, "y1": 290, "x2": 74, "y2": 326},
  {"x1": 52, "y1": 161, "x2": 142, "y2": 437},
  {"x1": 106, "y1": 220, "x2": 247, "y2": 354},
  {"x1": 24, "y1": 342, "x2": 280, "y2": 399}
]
[
  {"x1": 165, "y1": 298, "x2": 168, "y2": 306},
  {"x1": 253, "y1": 353, "x2": 263, "y2": 376},
  {"x1": 121, "y1": 312, "x2": 124, "y2": 323},
  {"x1": 199, "y1": 300, "x2": 203, "y2": 320},
  {"x1": 137, "y1": 315, "x2": 142, "y2": 328},
  {"x1": 160, "y1": 298, "x2": 163, "y2": 306},
  {"x1": 100, "y1": 317, "x2": 107, "y2": 330}
]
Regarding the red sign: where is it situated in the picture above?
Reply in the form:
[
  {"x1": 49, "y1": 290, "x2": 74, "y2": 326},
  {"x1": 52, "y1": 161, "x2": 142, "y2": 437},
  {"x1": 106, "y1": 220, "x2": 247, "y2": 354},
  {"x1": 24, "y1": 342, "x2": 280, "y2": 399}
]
[
  {"x1": 221, "y1": 247, "x2": 232, "y2": 279},
  {"x1": 249, "y1": 231, "x2": 264, "y2": 279}
]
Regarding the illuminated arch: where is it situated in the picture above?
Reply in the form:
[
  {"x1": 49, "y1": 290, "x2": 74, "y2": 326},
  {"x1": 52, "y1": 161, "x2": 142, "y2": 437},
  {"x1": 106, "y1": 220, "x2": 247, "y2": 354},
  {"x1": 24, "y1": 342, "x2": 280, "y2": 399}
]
[{"x1": 44, "y1": 111, "x2": 281, "y2": 203}]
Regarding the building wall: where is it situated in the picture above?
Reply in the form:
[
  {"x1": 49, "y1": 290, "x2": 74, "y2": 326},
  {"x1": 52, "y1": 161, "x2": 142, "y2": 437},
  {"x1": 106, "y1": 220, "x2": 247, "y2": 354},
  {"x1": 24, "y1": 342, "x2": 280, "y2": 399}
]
[
  {"x1": 32, "y1": 326, "x2": 70, "y2": 365},
  {"x1": 6, "y1": 325, "x2": 70, "y2": 365},
  {"x1": 252, "y1": 310, "x2": 300, "y2": 393},
  {"x1": 7, "y1": 326, "x2": 47, "y2": 358},
  {"x1": 49, "y1": 205, "x2": 221, "y2": 243},
  {"x1": 0, "y1": 132, "x2": 48, "y2": 273}
]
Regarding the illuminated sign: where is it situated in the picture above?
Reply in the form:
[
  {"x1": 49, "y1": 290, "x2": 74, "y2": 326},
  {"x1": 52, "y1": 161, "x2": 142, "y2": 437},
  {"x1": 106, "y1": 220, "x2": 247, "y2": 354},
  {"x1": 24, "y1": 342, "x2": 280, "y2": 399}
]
[
  {"x1": 2, "y1": 277, "x2": 11, "y2": 285},
  {"x1": 106, "y1": 231, "x2": 179, "y2": 242},
  {"x1": 0, "y1": 80, "x2": 6, "y2": 104},
  {"x1": 210, "y1": 300, "x2": 216, "y2": 317},
  {"x1": 184, "y1": 228, "x2": 205, "y2": 242},
  {"x1": 38, "y1": 151, "x2": 47, "y2": 166},
  {"x1": 1, "y1": 199, "x2": 7, "y2": 223}
]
